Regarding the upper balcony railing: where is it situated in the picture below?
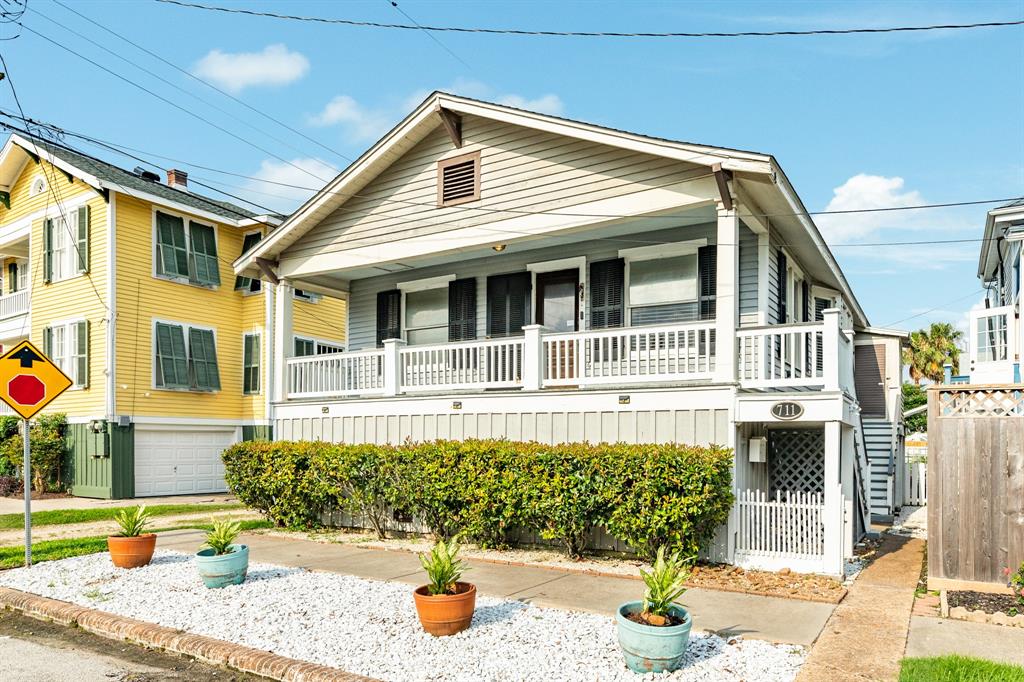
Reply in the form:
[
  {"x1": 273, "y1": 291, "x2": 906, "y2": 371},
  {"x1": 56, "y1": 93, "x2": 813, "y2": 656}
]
[
  {"x1": 0, "y1": 290, "x2": 30, "y2": 320},
  {"x1": 285, "y1": 310, "x2": 851, "y2": 400}
]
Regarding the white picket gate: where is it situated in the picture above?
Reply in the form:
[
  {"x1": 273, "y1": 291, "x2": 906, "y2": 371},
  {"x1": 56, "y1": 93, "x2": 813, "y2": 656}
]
[
  {"x1": 734, "y1": 489, "x2": 827, "y2": 573},
  {"x1": 904, "y1": 460, "x2": 927, "y2": 505}
]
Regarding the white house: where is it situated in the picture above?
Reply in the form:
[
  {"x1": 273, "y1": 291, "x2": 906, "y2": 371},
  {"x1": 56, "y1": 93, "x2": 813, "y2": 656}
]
[
  {"x1": 969, "y1": 200, "x2": 1022, "y2": 384},
  {"x1": 235, "y1": 93, "x2": 908, "y2": 575}
]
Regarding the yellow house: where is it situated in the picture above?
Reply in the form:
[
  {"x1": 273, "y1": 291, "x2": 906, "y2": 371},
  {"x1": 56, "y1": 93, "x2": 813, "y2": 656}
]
[{"x1": 0, "y1": 134, "x2": 346, "y2": 498}]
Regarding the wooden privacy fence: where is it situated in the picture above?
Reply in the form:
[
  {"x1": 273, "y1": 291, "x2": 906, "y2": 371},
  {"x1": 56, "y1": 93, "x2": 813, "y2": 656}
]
[{"x1": 928, "y1": 385, "x2": 1024, "y2": 591}]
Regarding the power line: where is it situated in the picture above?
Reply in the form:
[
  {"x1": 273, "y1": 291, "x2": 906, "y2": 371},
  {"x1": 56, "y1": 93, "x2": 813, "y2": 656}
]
[
  {"x1": 49, "y1": 0, "x2": 352, "y2": 165},
  {"x1": 16, "y1": 21, "x2": 333, "y2": 186},
  {"x1": 385, "y1": 0, "x2": 473, "y2": 70},
  {"x1": 882, "y1": 289, "x2": 985, "y2": 328},
  {"x1": 153, "y1": 0, "x2": 1024, "y2": 39}
]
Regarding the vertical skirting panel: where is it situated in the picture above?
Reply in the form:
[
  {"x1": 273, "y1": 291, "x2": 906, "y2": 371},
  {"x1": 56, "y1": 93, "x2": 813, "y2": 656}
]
[{"x1": 275, "y1": 407, "x2": 731, "y2": 447}]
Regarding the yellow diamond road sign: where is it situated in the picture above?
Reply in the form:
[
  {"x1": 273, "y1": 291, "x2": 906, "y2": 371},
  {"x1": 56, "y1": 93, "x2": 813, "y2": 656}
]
[{"x1": 0, "y1": 340, "x2": 73, "y2": 420}]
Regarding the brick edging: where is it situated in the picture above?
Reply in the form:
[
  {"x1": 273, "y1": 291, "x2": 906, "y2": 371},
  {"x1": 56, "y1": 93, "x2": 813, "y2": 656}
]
[{"x1": 0, "y1": 586, "x2": 376, "y2": 682}]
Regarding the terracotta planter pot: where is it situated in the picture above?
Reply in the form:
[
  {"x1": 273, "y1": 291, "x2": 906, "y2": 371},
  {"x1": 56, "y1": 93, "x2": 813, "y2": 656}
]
[
  {"x1": 107, "y1": 534, "x2": 157, "y2": 569},
  {"x1": 413, "y1": 582, "x2": 476, "y2": 636}
]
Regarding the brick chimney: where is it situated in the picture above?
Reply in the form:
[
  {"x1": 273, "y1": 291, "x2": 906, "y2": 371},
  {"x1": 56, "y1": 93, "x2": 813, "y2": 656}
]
[{"x1": 166, "y1": 168, "x2": 188, "y2": 190}]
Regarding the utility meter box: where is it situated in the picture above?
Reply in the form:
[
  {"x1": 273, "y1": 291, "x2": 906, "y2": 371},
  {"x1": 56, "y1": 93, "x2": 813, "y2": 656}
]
[{"x1": 748, "y1": 436, "x2": 768, "y2": 463}]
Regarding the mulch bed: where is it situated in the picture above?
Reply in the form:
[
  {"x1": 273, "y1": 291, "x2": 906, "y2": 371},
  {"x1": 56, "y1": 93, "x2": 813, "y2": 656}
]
[
  {"x1": 686, "y1": 564, "x2": 847, "y2": 604},
  {"x1": 948, "y1": 590, "x2": 1022, "y2": 615}
]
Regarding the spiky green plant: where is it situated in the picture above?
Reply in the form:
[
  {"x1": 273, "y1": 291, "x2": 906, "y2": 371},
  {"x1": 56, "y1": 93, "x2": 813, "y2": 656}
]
[
  {"x1": 113, "y1": 505, "x2": 151, "y2": 538},
  {"x1": 640, "y1": 546, "x2": 692, "y2": 617},
  {"x1": 202, "y1": 519, "x2": 241, "y2": 556},
  {"x1": 418, "y1": 538, "x2": 467, "y2": 595}
]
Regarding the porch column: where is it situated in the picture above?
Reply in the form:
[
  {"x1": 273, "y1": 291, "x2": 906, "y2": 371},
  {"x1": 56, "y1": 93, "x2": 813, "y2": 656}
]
[
  {"x1": 823, "y1": 421, "x2": 845, "y2": 575},
  {"x1": 382, "y1": 338, "x2": 405, "y2": 397},
  {"x1": 714, "y1": 208, "x2": 739, "y2": 382},
  {"x1": 840, "y1": 424, "x2": 856, "y2": 558},
  {"x1": 822, "y1": 308, "x2": 840, "y2": 391},
  {"x1": 522, "y1": 325, "x2": 544, "y2": 391},
  {"x1": 273, "y1": 280, "x2": 294, "y2": 403}
]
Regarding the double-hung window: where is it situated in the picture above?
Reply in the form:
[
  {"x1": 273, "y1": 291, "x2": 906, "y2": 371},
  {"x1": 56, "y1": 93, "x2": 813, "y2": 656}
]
[
  {"x1": 621, "y1": 241, "x2": 703, "y2": 326},
  {"x1": 43, "y1": 320, "x2": 89, "y2": 388},
  {"x1": 234, "y1": 232, "x2": 263, "y2": 293},
  {"x1": 154, "y1": 321, "x2": 220, "y2": 391},
  {"x1": 155, "y1": 211, "x2": 220, "y2": 287},
  {"x1": 405, "y1": 287, "x2": 449, "y2": 345},
  {"x1": 43, "y1": 205, "x2": 89, "y2": 283},
  {"x1": 8, "y1": 258, "x2": 28, "y2": 293},
  {"x1": 243, "y1": 333, "x2": 261, "y2": 394}
]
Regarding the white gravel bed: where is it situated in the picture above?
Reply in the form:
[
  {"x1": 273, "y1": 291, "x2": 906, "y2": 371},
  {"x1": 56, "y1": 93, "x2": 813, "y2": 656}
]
[{"x1": 0, "y1": 551, "x2": 805, "y2": 682}]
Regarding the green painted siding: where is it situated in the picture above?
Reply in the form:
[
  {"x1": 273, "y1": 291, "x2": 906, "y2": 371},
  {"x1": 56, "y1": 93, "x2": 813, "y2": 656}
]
[
  {"x1": 65, "y1": 421, "x2": 134, "y2": 499},
  {"x1": 242, "y1": 424, "x2": 272, "y2": 441}
]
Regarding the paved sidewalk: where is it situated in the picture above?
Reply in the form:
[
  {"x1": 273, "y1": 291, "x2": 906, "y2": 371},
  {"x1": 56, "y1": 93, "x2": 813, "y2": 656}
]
[
  {"x1": 906, "y1": 615, "x2": 1024, "y2": 667},
  {"x1": 796, "y1": 534, "x2": 925, "y2": 681},
  {"x1": 0, "y1": 493, "x2": 237, "y2": 515},
  {"x1": 157, "y1": 529, "x2": 835, "y2": 647}
]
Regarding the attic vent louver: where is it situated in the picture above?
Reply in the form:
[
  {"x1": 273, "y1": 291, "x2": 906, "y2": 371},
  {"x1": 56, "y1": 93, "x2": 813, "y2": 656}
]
[{"x1": 437, "y1": 151, "x2": 480, "y2": 207}]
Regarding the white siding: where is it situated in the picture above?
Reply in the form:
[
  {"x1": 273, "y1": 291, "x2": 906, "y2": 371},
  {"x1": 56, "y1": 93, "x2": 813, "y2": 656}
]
[
  {"x1": 738, "y1": 222, "x2": 759, "y2": 319},
  {"x1": 289, "y1": 115, "x2": 709, "y2": 260}
]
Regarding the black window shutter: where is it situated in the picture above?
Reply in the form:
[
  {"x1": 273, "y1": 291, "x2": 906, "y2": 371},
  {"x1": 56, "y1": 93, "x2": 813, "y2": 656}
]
[
  {"x1": 376, "y1": 289, "x2": 401, "y2": 347},
  {"x1": 698, "y1": 246, "x2": 717, "y2": 320},
  {"x1": 590, "y1": 259, "x2": 624, "y2": 329},
  {"x1": 776, "y1": 250, "x2": 787, "y2": 322},
  {"x1": 487, "y1": 272, "x2": 531, "y2": 337},
  {"x1": 801, "y1": 280, "x2": 810, "y2": 322},
  {"x1": 814, "y1": 296, "x2": 829, "y2": 322},
  {"x1": 448, "y1": 278, "x2": 477, "y2": 341}
]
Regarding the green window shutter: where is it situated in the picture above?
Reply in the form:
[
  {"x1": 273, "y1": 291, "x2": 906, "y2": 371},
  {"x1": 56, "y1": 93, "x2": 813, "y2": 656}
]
[
  {"x1": 189, "y1": 328, "x2": 220, "y2": 391},
  {"x1": 7, "y1": 262, "x2": 16, "y2": 293},
  {"x1": 42, "y1": 326, "x2": 52, "y2": 358},
  {"x1": 76, "y1": 320, "x2": 89, "y2": 388},
  {"x1": 188, "y1": 223, "x2": 220, "y2": 286},
  {"x1": 155, "y1": 322, "x2": 189, "y2": 388},
  {"x1": 243, "y1": 333, "x2": 260, "y2": 394},
  {"x1": 156, "y1": 212, "x2": 189, "y2": 279},
  {"x1": 76, "y1": 205, "x2": 90, "y2": 274},
  {"x1": 234, "y1": 232, "x2": 263, "y2": 292},
  {"x1": 43, "y1": 218, "x2": 53, "y2": 283}
]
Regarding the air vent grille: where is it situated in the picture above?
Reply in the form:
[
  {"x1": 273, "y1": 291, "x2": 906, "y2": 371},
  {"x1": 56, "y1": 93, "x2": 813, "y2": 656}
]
[{"x1": 437, "y1": 152, "x2": 480, "y2": 206}]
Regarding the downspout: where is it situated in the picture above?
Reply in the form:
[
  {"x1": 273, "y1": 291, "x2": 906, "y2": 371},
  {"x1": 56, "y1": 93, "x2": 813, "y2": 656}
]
[
  {"x1": 105, "y1": 192, "x2": 117, "y2": 422},
  {"x1": 265, "y1": 279, "x2": 275, "y2": 429}
]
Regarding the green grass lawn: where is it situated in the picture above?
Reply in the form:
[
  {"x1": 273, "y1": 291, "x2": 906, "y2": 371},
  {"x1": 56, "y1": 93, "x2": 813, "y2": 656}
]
[
  {"x1": 0, "y1": 503, "x2": 244, "y2": 530},
  {"x1": 901, "y1": 655, "x2": 1024, "y2": 682},
  {"x1": 0, "y1": 520, "x2": 272, "y2": 569}
]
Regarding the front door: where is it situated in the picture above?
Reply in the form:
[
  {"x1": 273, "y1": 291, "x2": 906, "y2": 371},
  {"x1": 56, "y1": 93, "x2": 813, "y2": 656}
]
[{"x1": 536, "y1": 269, "x2": 579, "y2": 332}]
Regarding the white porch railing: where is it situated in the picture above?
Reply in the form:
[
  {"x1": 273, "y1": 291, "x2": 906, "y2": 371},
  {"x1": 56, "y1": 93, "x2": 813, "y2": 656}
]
[
  {"x1": 287, "y1": 349, "x2": 385, "y2": 399},
  {"x1": 734, "y1": 489, "x2": 827, "y2": 572},
  {"x1": 904, "y1": 458, "x2": 927, "y2": 505},
  {"x1": 0, "y1": 290, "x2": 29, "y2": 320},
  {"x1": 736, "y1": 308, "x2": 852, "y2": 392},
  {"x1": 400, "y1": 337, "x2": 525, "y2": 392},
  {"x1": 542, "y1": 322, "x2": 715, "y2": 386}
]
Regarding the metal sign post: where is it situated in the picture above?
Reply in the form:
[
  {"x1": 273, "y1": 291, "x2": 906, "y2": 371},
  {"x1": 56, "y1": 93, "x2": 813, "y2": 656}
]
[{"x1": 23, "y1": 417, "x2": 30, "y2": 567}]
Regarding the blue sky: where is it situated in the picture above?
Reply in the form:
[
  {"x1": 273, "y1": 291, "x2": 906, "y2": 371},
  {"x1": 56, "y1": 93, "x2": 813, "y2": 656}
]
[{"x1": 3, "y1": 0, "x2": 1022, "y2": 331}]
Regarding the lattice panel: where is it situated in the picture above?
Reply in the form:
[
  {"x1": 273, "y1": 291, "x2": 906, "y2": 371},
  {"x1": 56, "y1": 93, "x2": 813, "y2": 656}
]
[
  {"x1": 769, "y1": 429, "x2": 825, "y2": 494},
  {"x1": 939, "y1": 387, "x2": 1024, "y2": 417}
]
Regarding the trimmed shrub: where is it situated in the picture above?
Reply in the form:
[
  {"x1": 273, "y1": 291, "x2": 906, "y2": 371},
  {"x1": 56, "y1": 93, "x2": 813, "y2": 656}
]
[{"x1": 221, "y1": 439, "x2": 734, "y2": 559}]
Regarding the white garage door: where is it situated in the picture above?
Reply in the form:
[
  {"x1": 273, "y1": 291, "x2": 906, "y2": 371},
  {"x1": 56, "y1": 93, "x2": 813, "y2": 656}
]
[{"x1": 134, "y1": 428, "x2": 236, "y2": 497}]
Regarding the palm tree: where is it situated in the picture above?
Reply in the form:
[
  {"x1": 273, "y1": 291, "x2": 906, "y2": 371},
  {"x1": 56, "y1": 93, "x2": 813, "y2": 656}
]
[{"x1": 903, "y1": 322, "x2": 963, "y2": 384}]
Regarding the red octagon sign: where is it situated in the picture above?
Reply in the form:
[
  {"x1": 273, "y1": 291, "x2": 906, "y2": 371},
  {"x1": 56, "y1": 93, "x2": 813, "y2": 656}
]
[{"x1": 8, "y1": 375, "x2": 44, "y2": 406}]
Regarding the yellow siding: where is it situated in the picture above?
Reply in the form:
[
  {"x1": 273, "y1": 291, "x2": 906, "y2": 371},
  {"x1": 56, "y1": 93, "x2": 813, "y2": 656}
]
[
  {"x1": 6, "y1": 161, "x2": 110, "y2": 418},
  {"x1": 113, "y1": 194, "x2": 261, "y2": 420},
  {"x1": 293, "y1": 295, "x2": 346, "y2": 347}
]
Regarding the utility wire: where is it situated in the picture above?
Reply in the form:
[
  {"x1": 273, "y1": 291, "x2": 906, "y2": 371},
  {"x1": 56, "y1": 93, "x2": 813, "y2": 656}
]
[
  {"x1": 49, "y1": 0, "x2": 352, "y2": 165},
  {"x1": 882, "y1": 289, "x2": 986, "y2": 328},
  {"x1": 153, "y1": 0, "x2": 1024, "y2": 39},
  {"x1": 385, "y1": 0, "x2": 473, "y2": 70}
]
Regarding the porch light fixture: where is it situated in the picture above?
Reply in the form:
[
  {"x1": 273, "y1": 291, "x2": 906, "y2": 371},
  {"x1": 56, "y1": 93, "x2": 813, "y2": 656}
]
[
  {"x1": 492, "y1": 244, "x2": 507, "y2": 252},
  {"x1": 749, "y1": 436, "x2": 767, "y2": 463},
  {"x1": 618, "y1": 395, "x2": 630, "y2": 405},
  {"x1": 321, "y1": 406, "x2": 330, "y2": 414},
  {"x1": 452, "y1": 401, "x2": 462, "y2": 410}
]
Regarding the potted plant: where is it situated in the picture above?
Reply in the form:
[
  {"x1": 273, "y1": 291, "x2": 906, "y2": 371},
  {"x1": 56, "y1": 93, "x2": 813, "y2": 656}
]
[
  {"x1": 107, "y1": 506, "x2": 156, "y2": 569},
  {"x1": 195, "y1": 519, "x2": 249, "y2": 589},
  {"x1": 412, "y1": 538, "x2": 476, "y2": 636},
  {"x1": 616, "y1": 547, "x2": 694, "y2": 674}
]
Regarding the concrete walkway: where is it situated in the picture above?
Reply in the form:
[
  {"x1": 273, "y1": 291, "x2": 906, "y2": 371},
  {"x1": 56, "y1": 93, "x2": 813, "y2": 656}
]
[
  {"x1": 0, "y1": 493, "x2": 237, "y2": 515},
  {"x1": 796, "y1": 534, "x2": 925, "y2": 681},
  {"x1": 906, "y1": 615, "x2": 1024, "y2": 667},
  {"x1": 156, "y1": 529, "x2": 834, "y2": 647}
]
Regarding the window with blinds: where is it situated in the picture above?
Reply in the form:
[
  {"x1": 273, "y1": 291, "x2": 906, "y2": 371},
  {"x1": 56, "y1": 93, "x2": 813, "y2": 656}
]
[{"x1": 437, "y1": 151, "x2": 480, "y2": 207}]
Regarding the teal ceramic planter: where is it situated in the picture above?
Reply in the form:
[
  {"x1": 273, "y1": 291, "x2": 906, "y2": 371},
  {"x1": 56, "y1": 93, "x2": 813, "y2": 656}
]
[
  {"x1": 616, "y1": 600, "x2": 692, "y2": 674},
  {"x1": 195, "y1": 544, "x2": 249, "y2": 589}
]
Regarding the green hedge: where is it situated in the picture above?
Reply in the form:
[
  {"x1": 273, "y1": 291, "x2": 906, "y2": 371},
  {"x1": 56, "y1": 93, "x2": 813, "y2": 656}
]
[{"x1": 222, "y1": 439, "x2": 734, "y2": 560}]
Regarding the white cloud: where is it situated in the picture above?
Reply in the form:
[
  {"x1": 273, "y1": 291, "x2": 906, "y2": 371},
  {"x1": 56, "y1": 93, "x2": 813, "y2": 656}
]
[
  {"x1": 815, "y1": 174, "x2": 926, "y2": 242},
  {"x1": 318, "y1": 80, "x2": 565, "y2": 143},
  {"x1": 307, "y1": 95, "x2": 392, "y2": 142},
  {"x1": 193, "y1": 44, "x2": 309, "y2": 94},
  {"x1": 241, "y1": 157, "x2": 339, "y2": 214}
]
